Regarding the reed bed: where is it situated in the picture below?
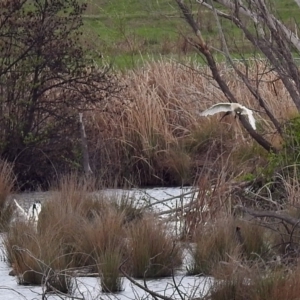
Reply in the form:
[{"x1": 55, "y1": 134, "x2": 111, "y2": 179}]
[
  {"x1": 0, "y1": 159, "x2": 15, "y2": 231},
  {"x1": 88, "y1": 59, "x2": 296, "y2": 186}
]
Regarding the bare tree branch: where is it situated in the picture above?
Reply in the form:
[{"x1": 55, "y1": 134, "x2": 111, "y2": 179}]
[
  {"x1": 119, "y1": 260, "x2": 174, "y2": 300},
  {"x1": 208, "y1": 0, "x2": 300, "y2": 52},
  {"x1": 235, "y1": 205, "x2": 300, "y2": 227},
  {"x1": 208, "y1": 0, "x2": 283, "y2": 134},
  {"x1": 175, "y1": 0, "x2": 276, "y2": 152}
]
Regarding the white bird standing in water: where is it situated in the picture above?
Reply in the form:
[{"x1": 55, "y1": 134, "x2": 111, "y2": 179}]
[
  {"x1": 13, "y1": 199, "x2": 42, "y2": 223},
  {"x1": 200, "y1": 103, "x2": 256, "y2": 130}
]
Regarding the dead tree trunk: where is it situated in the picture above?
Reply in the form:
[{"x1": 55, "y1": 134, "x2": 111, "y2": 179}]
[{"x1": 79, "y1": 113, "x2": 93, "y2": 175}]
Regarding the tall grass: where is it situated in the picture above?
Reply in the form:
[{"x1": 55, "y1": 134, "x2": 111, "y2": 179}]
[
  {"x1": 88, "y1": 59, "x2": 294, "y2": 186},
  {"x1": 187, "y1": 215, "x2": 270, "y2": 276},
  {"x1": 0, "y1": 159, "x2": 15, "y2": 230},
  {"x1": 210, "y1": 264, "x2": 300, "y2": 300},
  {"x1": 99, "y1": 246, "x2": 124, "y2": 293},
  {"x1": 187, "y1": 217, "x2": 240, "y2": 276},
  {"x1": 127, "y1": 214, "x2": 182, "y2": 278},
  {"x1": 4, "y1": 220, "x2": 73, "y2": 293},
  {"x1": 4, "y1": 175, "x2": 111, "y2": 287},
  {"x1": 6, "y1": 175, "x2": 188, "y2": 290}
]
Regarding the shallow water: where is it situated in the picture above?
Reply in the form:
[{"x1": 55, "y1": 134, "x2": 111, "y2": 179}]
[{"x1": 11, "y1": 186, "x2": 199, "y2": 213}]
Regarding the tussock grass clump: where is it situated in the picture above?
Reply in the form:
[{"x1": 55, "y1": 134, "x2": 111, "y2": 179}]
[
  {"x1": 5, "y1": 175, "x2": 136, "y2": 292},
  {"x1": 210, "y1": 265, "x2": 300, "y2": 300},
  {"x1": 209, "y1": 262, "x2": 254, "y2": 300},
  {"x1": 252, "y1": 268, "x2": 300, "y2": 300},
  {"x1": 187, "y1": 217, "x2": 240, "y2": 276},
  {"x1": 99, "y1": 247, "x2": 124, "y2": 293},
  {"x1": 187, "y1": 216, "x2": 270, "y2": 276},
  {"x1": 4, "y1": 221, "x2": 43, "y2": 285},
  {"x1": 111, "y1": 193, "x2": 144, "y2": 224},
  {"x1": 235, "y1": 221, "x2": 270, "y2": 261},
  {"x1": 77, "y1": 208, "x2": 126, "y2": 270},
  {"x1": 127, "y1": 215, "x2": 182, "y2": 278},
  {"x1": 210, "y1": 277, "x2": 251, "y2": 300},
  {"x1": 0, "y1": 159, "x2": 15, "y2": 230},
  {"x1": 4, "y1": 220, "x2": 72, "y2": 293},
  {"x1": 4, "y1": 175, "x2": 110, "y2": 287}
]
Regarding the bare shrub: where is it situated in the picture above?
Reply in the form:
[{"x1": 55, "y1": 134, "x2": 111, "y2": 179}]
[
  {"x1": 0, "y1": 0, "x2": 120, "y2": 189},
  {"x1": 127, "y1": 214, "x2": 182, "y2": 278}
]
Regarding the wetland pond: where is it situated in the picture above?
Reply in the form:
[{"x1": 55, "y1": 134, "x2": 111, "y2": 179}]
[{"x1": 0, "y1": 187, "x2": 212, "y2": 300}]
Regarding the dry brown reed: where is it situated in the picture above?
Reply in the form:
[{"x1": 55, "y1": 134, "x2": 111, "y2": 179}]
[
  {"x1": 235, "y1": 221, "x2": 270, "y2": 261},
  {"x1": 210, "y1": 263, "x2": 300, "y2": 300},
  {"x1": 77, "y1": 207, "x2": 126, "y2": 267},
  {"x1": 252, "y1": 265, "x2": 300, "y2": 300},
  {"x1": 187, "y1": 216, "x2": 240, "y2": 276},
  {"x1": 4, "y1": 220, "x2": 73, "y2": 293},
  {"x1": 4, "y1": 175, "x2": 114, "y2": 287},
  {"x1": 89, "y1": 59, "x2": 295, "y2": 186},
  {"x1": 127, "y1": 214, "x2": 182, "y2": 278},
  {"x1": 209, "y1": 265, "x2": 253, "y2": 300},
  {"x1": 187, "y1": 215, "x2": 270, "y2": 276},
  {"x1": 178, "y1": 140, "x2": 266, "y2": 241},
  {"x1": 0, "y1": 159, "x2": 15, "y2": 230},
  {"x1": 7, "y1": 175, "x2": 185, "y2": 289},
  {"x1": 4, "y1": 221, "x2": 43, "y2": 285}
]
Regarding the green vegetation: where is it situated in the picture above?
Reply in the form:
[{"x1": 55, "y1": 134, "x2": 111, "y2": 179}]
[
  {"x1": 262, "y1": 115, "x2": 300, "y2": 184},
  {"x1": 82, "y1": 0, "x2": 300, "y2": 69}
]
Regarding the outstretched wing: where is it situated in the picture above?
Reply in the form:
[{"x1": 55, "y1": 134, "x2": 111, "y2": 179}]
[
  {"x1": 200, "y1": 103, "x2": 233, "y2": 116},
  {"x1": 246, "y1": 110, "x2": 256, "y2": 130}
]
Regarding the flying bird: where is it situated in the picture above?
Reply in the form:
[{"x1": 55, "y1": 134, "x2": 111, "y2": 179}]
[{"x1": 200, "y1": 103, "x2": 256, "y2": 130}]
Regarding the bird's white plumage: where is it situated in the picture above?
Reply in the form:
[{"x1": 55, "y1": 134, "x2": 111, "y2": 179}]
[
  {"x1": 27, "y1": 201, "x2": 42, "y2": 222},
  {"x1": 14, "y1": 199, "x2": 28, "y2": 220},
  {"x1": 13, "y1": 199, "x2": 42, "y2": 223},
  {"x1": 200, "y1": 102, "x2": 256, "y2": 130},
  {"x1": 200, "y1": 103, "x2": 234, "y2": 116}
]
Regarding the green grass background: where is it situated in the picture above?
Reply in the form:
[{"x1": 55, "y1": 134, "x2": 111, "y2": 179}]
[{"x1": 82, "y1": 0, "x2": 300, "y2": 69}]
